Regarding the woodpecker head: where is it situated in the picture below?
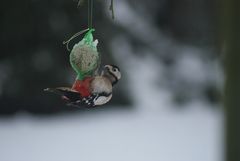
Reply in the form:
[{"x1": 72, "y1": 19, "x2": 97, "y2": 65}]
[{"x1": 102, "y1": 65, "x2": 121, "y2": 85}]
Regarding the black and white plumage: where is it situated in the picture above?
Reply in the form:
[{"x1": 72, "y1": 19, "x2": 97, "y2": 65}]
[
  {"x1": 45, "y1": 65, "x2": 121, "y2": 107},
  {"x1": 68, "y1": 92, "x2": 113, "y2": 107}
]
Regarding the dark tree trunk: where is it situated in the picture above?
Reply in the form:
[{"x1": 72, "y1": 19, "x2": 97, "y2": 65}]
[{"x1": 222, "y1": 0, "x2": 240, "y2": 161}]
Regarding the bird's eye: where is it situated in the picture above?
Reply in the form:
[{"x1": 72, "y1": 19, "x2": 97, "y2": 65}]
[{"x1": 112, "y1": 68, "x2": 117, "y2": 72}]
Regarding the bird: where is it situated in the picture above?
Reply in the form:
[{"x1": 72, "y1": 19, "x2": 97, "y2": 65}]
[{"x1": 44, "y1": 64, "x2": 121, "y2": 107}]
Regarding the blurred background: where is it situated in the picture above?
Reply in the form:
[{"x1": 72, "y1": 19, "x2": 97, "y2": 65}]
[{"x1": 0, "y1": 0, "x2": 226, "y2": 161}]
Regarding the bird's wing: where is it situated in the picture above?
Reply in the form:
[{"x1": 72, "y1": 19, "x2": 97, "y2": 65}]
[
  {"x1": 44, "y1": 87, "x2": 81, "y2": 102},
  {"x1": 44, "y1": 88, "x2": 112, "y2": 107}
]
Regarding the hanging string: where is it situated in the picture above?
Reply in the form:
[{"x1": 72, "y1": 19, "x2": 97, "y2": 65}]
[
  {"x1": 88, "y1": 0, "x2": 93, "y2": 29},
  {"x1": 63, "y1": 28, "x2": 89, "y2": 51},
  {"x1": 63, "y1": 0, "x2": 114, "y2": 51},
  {"x1": 63, "y1": 0, "x2": 93, "y2": 51}
]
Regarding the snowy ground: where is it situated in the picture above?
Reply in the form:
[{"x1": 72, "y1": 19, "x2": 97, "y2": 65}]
[{"x1": 0, "y1": 103, "x2": 223, "y2": 161}]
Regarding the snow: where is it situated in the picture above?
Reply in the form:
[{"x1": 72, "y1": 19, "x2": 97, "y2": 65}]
[{"x1": 0, "y1": 104, "x2": 223, "y2": 161}]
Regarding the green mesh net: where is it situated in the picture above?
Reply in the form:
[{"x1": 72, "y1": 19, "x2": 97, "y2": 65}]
[{"x1": 69, "y1": 29, "x2": 100, "y2": 80}]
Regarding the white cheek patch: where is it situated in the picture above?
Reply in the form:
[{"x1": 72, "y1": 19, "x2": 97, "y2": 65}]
[
  {"x1": 112, "y1": 71, "x2": 121, "y2": 80},
  {"x1": 94, "y1": 94, "x2": 112, "y2": 106}
]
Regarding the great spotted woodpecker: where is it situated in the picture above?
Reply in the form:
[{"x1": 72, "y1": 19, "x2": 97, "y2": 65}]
[{"x1": 45, "y1": 65, "x2": 121, "y2": 107}]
